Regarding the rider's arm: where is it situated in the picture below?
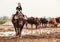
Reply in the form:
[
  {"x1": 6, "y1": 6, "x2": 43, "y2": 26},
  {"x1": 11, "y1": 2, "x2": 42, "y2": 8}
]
[
  {"x1": 20, "y1": 7, "x2": 22, "y2": 12},
  {"x1": 16, "y1": 7, "x2": 22, "y2": 12},
  {"x1": 16, "y1": 7, "x2": 19, "y2": 12}
]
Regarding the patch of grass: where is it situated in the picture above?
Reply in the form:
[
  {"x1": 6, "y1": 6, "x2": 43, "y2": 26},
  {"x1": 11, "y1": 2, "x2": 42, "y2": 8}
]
[{"x1": 0, "y1": 20, "x2": 7, "y2": 24}]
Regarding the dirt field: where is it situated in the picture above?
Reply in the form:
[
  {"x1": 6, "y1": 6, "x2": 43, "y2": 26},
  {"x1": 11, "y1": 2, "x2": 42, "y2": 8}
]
[
  {"x1": 0, "y1": 37, "x2": 60, "y2": 42},
  {"x1": 0, "y1": 21, "x2": 60, "y2": 42}
]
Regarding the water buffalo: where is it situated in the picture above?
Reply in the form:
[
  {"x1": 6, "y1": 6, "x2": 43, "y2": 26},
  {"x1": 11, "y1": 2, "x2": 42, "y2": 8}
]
[
  {"x1": 12, "y1": 14, "x2": 25, "y2": 37},
  {"x1": 55, "y1": 17, "x2": 60, "y2": 23},
  {"x1": 25, "y1": 17, "x2": 40, "y2": 29},
  {"x1": 40, "y1": 18, "x2": 48, "y2": 27},
  {"x1": 48, "y1": 18, "x2": 57, "y2": 27}
]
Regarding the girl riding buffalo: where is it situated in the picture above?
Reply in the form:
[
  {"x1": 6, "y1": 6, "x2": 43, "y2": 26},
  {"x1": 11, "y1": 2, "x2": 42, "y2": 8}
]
[
  {"x1": 16, "y1": 3, "x2": 24, "y2": 16},
  {"x1": 12, "y1": 3, "x2": 25, "y2": 37}
]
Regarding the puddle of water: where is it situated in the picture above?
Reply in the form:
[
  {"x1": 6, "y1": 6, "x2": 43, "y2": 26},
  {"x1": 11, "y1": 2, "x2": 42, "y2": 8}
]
[
  {"x1": 0, "y1": 29, "x2": 60, "y2": 37},
  {"x1": 0, "y1": 31, "x2": 16, "y2": 37}
]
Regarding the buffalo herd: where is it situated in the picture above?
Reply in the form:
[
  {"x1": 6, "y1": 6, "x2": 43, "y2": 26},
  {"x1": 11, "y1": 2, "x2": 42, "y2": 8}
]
[
  {"x1": 12, "y1": 14, "x2": 60, "y2": 37},
  {"x1": 25, "y1": 17, "x2": 60, "y2": 28}
]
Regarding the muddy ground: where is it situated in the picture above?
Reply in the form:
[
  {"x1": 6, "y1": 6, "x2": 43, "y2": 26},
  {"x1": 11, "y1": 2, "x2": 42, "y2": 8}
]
[
  {"x1": 0, "y1": 21, "x2": 60, "y2": 42},
  {"x1": 0, "y1": 37, "x2": 60, "y2": 42}
]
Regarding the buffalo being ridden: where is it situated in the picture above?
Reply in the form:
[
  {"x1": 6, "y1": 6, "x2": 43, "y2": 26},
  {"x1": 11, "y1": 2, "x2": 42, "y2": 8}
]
[
  {"x1": 12, "y1": 2, "x2": 28, "y2": 37},
  {"x1": 12, "y1": 13, "x2": 26, "y2": 37},
  {"x1": 25, "y1": 17, "x2": 40, "y2": 29}
]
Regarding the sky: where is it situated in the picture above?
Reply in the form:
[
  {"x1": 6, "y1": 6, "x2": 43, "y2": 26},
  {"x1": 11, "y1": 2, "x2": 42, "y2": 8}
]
[{"x1": 0, "y1": 0, "x2": 60, "y2": 18}]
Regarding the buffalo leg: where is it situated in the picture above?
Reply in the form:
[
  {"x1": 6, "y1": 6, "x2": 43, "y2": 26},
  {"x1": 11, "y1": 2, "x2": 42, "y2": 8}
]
[
  {"x1": 31, "y1": 24, "x2": 33, "y2": 28},
  {"x1": 19, "y1": 27, "x2": 23, "y2": 37},
  {"x1": 36, "y1": 25, "x2": 38, "y2": 29},
  {"x1": 42, "y1": 23, "x2": 43, "y2": 28},
  {"x1": 26, "y1": 23, "x2": 28, "y2": 29},
  {"x1": 54, "y1": 24, "x2": 57, "y2": 27},
  {"x1": 15, "y1": 27, "x2": 18, "y2": 36},
  {"x1": 14, "y1": 24, "x2": 18, "y2": 36},
  {"x1": 44, "y1": 24, "x2": 47, "y2": 28}
]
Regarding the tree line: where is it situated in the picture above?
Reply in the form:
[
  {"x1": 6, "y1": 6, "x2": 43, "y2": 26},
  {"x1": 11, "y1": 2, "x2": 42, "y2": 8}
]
[{"x1": 0, "y1": 16, "x2": 11, "y2": 24}]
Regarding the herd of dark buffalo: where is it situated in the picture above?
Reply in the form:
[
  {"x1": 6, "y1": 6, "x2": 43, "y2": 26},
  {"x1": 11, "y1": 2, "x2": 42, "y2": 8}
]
[
  {"x1": 12, "y1": 15, "x2": 60, "y2": 28},
  {"x1": 12, "y1": 14, "x2": 60, "y2": 37}
]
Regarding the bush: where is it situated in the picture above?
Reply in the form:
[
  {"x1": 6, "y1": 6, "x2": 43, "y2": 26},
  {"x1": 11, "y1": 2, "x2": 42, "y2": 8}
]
[{"x1": 0, "y1": 20, "x2": 7, "y2": 24}]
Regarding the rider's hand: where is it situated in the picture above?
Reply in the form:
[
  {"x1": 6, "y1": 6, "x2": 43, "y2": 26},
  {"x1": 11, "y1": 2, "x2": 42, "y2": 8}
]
[{"x1": 18, "y1": 11, "x2": 20, "y2": 13}]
